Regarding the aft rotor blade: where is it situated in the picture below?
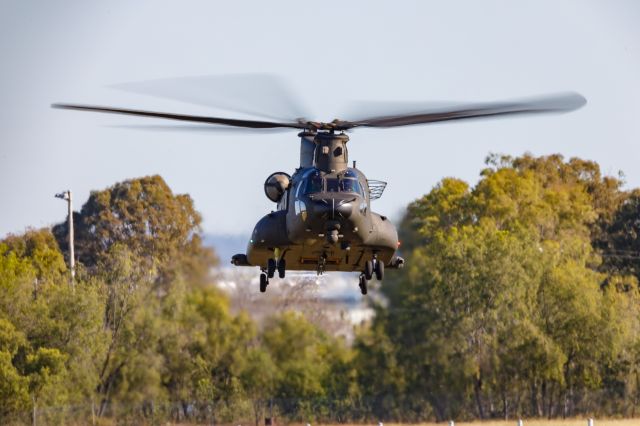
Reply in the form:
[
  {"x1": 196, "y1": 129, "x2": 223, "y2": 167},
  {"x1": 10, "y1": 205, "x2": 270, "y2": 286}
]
[
  {"x1": 111, "y1": 73, "x2": 311, "y2": 122},
  {"x1": 346, "y1": 92, "x2": 587, "y2": 128},
  {"x1": 51, "y1": 104, "x2": 305, "y2": 129}
]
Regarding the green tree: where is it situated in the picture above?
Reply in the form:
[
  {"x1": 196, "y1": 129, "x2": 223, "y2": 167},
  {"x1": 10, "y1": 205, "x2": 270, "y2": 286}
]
[
  {"x1": 596, "y1": 190, "x2": 640, "y2": 282},
  {"x1": 370, "y1": 154, "x2": 636, "y2": 420},
  {"x1": 52, "y1": 175, "x2": 216, "y2": 285},
  {"x1": 0, "y1": 319, "x2": 30, "y2": 423},
  {"x1": 262, "y1": 312, "x2": 332, "y2": 420},
  {"x1": 240, "y1": 347, "x2": 278, "y2": 426},
  {"x1": 0, "y1": 229, "x2": 108, "y2": 422}
]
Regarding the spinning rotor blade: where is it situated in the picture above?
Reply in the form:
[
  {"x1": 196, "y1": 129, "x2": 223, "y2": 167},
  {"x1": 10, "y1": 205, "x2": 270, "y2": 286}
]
[
  {"x1": 51, "y1": 104, "x2": 305, "y2": 129},
  {"x1": 108, "y1": 124, "x2": 294, "y2": 135},
  {"x1": 344, "y1": 92, "x2": 586, "y2": 129},
  {"x1": 53, "y1": 91, "x2": 586, "y2": 132},
  {"x1": 111, "y1": 73, "x2": 311, "y2": 122}
]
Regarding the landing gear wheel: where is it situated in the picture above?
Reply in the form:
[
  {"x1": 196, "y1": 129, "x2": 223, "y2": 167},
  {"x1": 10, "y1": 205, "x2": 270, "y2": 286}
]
[
  {"x1": 364, "y1": 260, "x2": 373, "y2": 280},
  {"x1": 260, "y1": 273, "x2": 268, "y2": 293},
  {"x1": 267, "y1": 259, "x2": 277, "y2": 279},
  {"x1": 374, "y1": 259, "x2": 384, "y2": 281},
  {"x1": 359, "y1": 274, "x2": 368, "y2": 295},
  {"x1": 277, "y1": 259, "x2": 286, "y2": 279}
]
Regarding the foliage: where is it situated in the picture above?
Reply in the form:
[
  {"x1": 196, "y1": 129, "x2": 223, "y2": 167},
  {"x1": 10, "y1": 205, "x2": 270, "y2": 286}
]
[
  {"x1": 52, "y1": 174, "x2": 216, "y2": 285},
  {"x1": 1, "y1": 161, "x2": 640, "y2": 423},
  {"x1": 363, "y1": 154, "x2": 640, "y2": 420}
]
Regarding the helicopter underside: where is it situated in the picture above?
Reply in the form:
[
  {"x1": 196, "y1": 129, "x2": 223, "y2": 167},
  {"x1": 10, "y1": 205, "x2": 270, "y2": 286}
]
[
  {"x1": 244, "y1": 239, "x2": 399, "y2": 273},
  {"x1": 232, "y1": 238, "x2": 403, "y2": 295},
  {"x1": 231, "y1": 208, "x2": 403, "y2": 273}
]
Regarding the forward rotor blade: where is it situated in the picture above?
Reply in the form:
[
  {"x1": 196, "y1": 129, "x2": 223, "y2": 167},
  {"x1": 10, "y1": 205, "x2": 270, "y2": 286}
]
[
  {"x1": 347, "y1": 92, "x2": 586, "y2": 128},
  {"x1": 111, "y1": 73, "x2": 311, "y2": 122},
  {"x1": 108, "y1": 124, "x2": 294, "y2": 135},
  {"x1": 51, "y1": 104, "x2": 305, "y2": 129}
]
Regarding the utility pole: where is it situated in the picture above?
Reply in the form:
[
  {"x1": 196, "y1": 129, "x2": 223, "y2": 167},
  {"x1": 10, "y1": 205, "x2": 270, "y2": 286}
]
[{"x1": 55, "y1": 190, "x2": 75, "y2": 284}]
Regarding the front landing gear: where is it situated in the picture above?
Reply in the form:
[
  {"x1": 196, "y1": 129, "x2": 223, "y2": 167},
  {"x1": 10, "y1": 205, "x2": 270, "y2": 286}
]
[{"x1": 267, "y1": 259, "x2": 277, "y2": 279}]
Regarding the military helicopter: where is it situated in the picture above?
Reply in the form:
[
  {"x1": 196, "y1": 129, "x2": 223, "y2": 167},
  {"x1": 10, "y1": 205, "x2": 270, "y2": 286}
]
[{"x1": 53, "y1": 76, "x2": 586, "y2": 294}]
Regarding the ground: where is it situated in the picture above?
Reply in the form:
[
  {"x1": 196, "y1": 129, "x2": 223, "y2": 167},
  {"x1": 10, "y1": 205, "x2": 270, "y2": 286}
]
[{"x1": 313, "y1": 421, "x2": 637, "y2": 426}]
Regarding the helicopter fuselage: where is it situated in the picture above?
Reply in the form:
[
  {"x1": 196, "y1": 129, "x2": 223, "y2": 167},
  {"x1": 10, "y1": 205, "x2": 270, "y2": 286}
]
[{"x1": 237, "y1": 166, "x2": 400, "y2": 273}]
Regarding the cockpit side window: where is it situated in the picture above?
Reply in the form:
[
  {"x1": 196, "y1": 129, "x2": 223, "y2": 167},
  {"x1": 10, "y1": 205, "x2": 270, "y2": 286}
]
[
  {"x1": 295, "y1": 180, "x2": 302, "y2": 198},
  {"x1": 343, "y1": 169, "x2": 358, "y2": 178}
]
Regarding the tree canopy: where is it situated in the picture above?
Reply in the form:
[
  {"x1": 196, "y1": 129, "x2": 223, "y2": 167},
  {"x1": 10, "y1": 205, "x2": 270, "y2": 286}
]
[
  {"x1": 359, "y1": 154, "x2": 640, "y2": 421},
  {"x1": 1, "y1": 160, "x2": 640, "y2": 423}
]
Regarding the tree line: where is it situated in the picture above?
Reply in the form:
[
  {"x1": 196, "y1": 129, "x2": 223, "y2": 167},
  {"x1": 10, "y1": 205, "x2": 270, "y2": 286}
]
[
  {"x1": 1, "y1": 155, "x2": 640, "y2": 424},
  {"x1": 364, "y1": 154, "x2": 640, "y2": 421}
]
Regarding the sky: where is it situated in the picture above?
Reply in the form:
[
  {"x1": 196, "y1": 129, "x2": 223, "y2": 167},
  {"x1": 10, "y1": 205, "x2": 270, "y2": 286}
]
[{"x1": 1, "y1": 0, "x2": 640, "y2": 241}]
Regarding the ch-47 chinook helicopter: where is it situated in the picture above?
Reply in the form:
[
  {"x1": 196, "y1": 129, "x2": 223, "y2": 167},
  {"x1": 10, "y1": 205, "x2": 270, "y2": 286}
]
[{"x1": 53, "y1": 76, "x2": 586, "y2": 294}]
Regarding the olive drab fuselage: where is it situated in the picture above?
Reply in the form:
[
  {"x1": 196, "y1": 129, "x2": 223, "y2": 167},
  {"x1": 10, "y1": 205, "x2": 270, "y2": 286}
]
[
  {"x1": 232, "y1": 131, "x2": 403, "y2": 278},
  {"x1": 246, "y1": 166, "x2": 399, "y2": 272}
]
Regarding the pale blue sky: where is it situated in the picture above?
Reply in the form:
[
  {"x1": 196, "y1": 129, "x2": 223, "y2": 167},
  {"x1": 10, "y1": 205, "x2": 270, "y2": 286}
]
[{"x1": 1, "y1": 1, "x2": 639, "y2": 238}]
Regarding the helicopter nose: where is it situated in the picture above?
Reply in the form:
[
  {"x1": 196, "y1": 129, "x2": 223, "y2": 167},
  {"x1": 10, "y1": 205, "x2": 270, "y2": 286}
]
[
  {"x1": 335, "y1": 200, "x2": 353, "y2": 218},
  {"x1": 310, "y1": 200, "x2": 331, "y2": 217},
  {"x1": 311, "y1": 197, "x2": 354, "y2": 220}
]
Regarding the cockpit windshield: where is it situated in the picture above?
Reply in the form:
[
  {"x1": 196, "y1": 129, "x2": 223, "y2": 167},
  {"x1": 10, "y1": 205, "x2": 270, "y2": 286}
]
[
  {"x1": 325, "y1": 178, "x2": 363, "y2": 194},
  {"x1": 304, "y1": 171, "x2": 323, "y2": 194},
  {"x1": 340, "y1": 178, "x2": 362, "y2": 194},
  {"x1": 302, "y1": 170, "x2": 363, "y2": 195},
  {"x1": 326, "y1": 178, "x2": 340, "y2": 192}
]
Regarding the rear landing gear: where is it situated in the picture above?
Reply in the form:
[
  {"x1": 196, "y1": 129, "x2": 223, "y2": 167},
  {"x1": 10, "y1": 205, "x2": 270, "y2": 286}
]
[
  {"x1": 374, "y1": 258, "x2": 384, "y2": 281},
  {"x1": 364, "y1": 260, "x2": 373, "y2": 280},
  {"x1": 359, "y1": 255, "x2": 385, "y2": 295},
  {"x1": 358, "y1": 274, "x2": 368, "y2": 295},
  {"x1": 260, "y1": 273, "x2": 268, "y2": 293}
]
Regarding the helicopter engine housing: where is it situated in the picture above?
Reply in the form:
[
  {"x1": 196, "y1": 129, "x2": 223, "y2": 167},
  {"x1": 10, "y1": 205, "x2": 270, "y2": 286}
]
[{"x1": 264, "y1": 172, "x2": 290, "y2": 203}]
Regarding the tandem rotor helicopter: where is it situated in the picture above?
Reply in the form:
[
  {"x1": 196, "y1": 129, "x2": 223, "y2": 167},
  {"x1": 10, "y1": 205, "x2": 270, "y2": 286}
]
[{"x1": 53, "y1": 75, "x2": 586, "y2": 295}]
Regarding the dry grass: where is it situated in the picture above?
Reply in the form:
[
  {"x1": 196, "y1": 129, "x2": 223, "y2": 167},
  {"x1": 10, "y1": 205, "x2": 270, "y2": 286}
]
[
  {"x1": 311, "y1": 421, "x2": 639, "y2": 426},
  {"x1": 83, "y1": 419, "x2": 640, "y2": 426}
]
